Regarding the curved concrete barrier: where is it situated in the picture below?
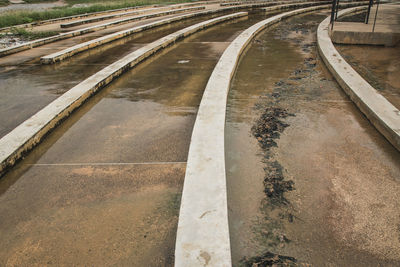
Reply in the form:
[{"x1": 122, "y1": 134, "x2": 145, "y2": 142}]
[
  {"x1": 263, "y1": 0, "x2": 331, "y2": 12},
  {"x1": 175, "y1": 4, "x2": 343, "y2": 266},
  {"x1": 0, "y1": 12, "x2": 248, "y2": 177},
  {"x1": 59, "y1": 2, "x2": 215, "y2": 28},
  {"x1": 0, "y1": 1, "x2": 220, "y2": 33},
  {"x1": 0, "y1": 6, "x2": 205, "y2": 57},
  {"x1": 0, "y1": 4, "x2": 160, "y2": 33},
  {"x1": 41, "y1": 7, "x2": 249, "y2": 64},
  {"x1": 317, "y1": 6, "x2": 400, "y2": 151},
  {"x1": 59, "y1": 7, "x2": 174, "y2": 28}
]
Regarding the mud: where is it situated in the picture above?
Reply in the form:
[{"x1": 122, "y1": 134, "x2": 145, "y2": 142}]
[
  {"x1": 251, "y1": 107, "x2": 295, "y2": 204},
  {"x1": 240, "y1": 251, "x2": 297, "y2": 267}
]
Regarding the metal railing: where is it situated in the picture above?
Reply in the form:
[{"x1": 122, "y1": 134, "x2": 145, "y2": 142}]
[{"x1": 330, "y1": 0, "x2": 381, "y2": 32}]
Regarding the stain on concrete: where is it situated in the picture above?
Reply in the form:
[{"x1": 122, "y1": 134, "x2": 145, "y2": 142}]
[{"x1": 199, "y1": 251, "x2": 211, "y2": 266}]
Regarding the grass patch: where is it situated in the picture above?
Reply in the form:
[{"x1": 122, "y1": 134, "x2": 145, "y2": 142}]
[
  {"x1": 0, "y1": 0, "x2": 195, "y2": 28},
  {"x1": 24, "y1": 0, "x2": 57, "y2": 3},
  {"x1": 8, "y1": 27, "x2": 58, "y2": 40}
]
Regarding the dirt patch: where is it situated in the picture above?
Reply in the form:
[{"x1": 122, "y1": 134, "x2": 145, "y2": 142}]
[
  {"x1": 251, "y1": 108, "x2": 295, "y2": 205},
  {"x1": 240, "y1": 251, "x2": 297, "y2": 267}
]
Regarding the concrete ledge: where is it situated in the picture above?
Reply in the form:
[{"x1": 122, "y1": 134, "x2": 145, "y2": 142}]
[
  {"x1": 59, "y1": 7, "x2": 167, "y2": 28},
  {"x1": 41, "y1": 7, "x2": 246, "y2": 64},
  {"x1": 220, "y1": 1, "x2": 293, "y2": 8},
  {"x1": 317, "y1": 7, "x2": 400, "y2": 150},
  {"x1": 0, "y1": 4, "x2": 160, "y2": 33},
  {"x1": 0, "y1": 1, "x2": 218, "y2": 33},
  {"x1": 59, "y1": 2, "x2": 212, "y2": 28},
  {"x1": 263, "y1": 0, "x2": 331, "y2": 12},
  {"x1": 175, "y1": 4, "x2": 341, "y2": 266},
  {"x1": 220, "y1": 0, "x2": 327, "y2": 7},
  {"x1": 331, "y1": 22, "x2": 400, "y2": 46},
  {"x1": 0, "y1": 12, "x2": 248, "y2": 177},
  {"x1": 0, "y1": 6, "x2": 205, "y2": 57},
  {"x1": 220, "y1": 0, "x2": 273, "y2": 6}
]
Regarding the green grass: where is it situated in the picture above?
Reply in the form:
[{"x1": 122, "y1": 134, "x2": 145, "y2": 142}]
[
  {"x1": 8, "y1": 27, "x2": 58, "y2": 40},
  {"x1": 0, "y1": 0, "x2": 195, "y2": 28},
  {"x1": 24, "y1": 0, "x2": 57, "y2": 3}
]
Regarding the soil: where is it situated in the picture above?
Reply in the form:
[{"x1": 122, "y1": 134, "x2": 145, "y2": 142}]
[{"x1": 0, "y1": 34, "x2": 25, "y2": 49}]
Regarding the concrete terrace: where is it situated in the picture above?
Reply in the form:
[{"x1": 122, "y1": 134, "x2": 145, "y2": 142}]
[
  {"x1": 331, "y1": 2, "x2": 400, "y2": 45},
  {"x1": 0, "y1": 1, "x2": 399, "y2": 266}
]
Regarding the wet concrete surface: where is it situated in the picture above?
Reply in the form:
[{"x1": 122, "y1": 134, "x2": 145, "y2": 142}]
[
  {"x1": 0, "y1": 13, "x2": 272, "y2": 266},
  {"x1": 0, "y1": 11, "x2": 231, "y2": 139},
  {"x1": 0, "y1": 11, "x2": 212, "y2": 66},
  {"x1": 226, "y1": 11, "x2": 400, "y2": 266},
  {"x1": 336, "y1": 43, "x2": 400, "y2": 109}
]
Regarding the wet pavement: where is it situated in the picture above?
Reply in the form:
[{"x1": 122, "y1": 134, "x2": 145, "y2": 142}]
[
  {"x1": 226, "y1": 11, "x2": 400, "y2": 266},
  {"x1": 336, "y1": 43, "x2": 400, "y2": 109},
  {"x1": 0, "y1": 11, "x2": 230, "y2": 139},
  {"x1": 0, "y1": 11, "x2": 211, "y2": 66},
  {"x1": 0, "y1": 12, "x2": 272, "y2": 266}
]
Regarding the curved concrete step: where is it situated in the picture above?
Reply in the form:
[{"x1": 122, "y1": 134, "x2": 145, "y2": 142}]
[
  {"x1": 0, "y1": 12, "x2": 248, "y2": 177},
  {"x1": 40, "y1": 7, "x2": 251, "y2": 64},
  {"x1": 0, "y1": 6, "x2": 205, "y2": 57},
  {"x1": 58, "y1": 2, "x2": 214, "y2": 28},
  {"x1": 0, "y1": 4, "x2": 160, "y2": 32},
  {"x1": 317, "y1": 6, "x2": 400, "y2": 151},
  {"x1": 174, "y1": 4, "x2": 343, "y2": 266}
]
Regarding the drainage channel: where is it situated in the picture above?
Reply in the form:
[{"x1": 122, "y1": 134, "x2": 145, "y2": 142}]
[
  {"x1": 0, "y1": 11, "x2": 235, "y2": 139},
  {"x1": 0, "y1": 12, "x2": 274, "y2": 266},
  {"x1": 226, "y1": 11, "x2": 400, "y2": 266}
]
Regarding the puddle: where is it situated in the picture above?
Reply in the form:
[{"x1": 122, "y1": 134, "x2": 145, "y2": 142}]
[{"x1": 226, "y1": 11, "x2": 400, "y2": 266}]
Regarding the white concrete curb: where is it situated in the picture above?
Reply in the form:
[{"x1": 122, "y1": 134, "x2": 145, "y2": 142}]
[
  {"x1": 263, "y1": 0, "x2": 331, "y2": 12},
  {"x1": 59, "y1": 7, "x2": 177, "y2": 28},
  {"x1": 40, "y1": 7, "x2": 251, "y2": 64},
  {"x1": 175, "y1": 4, "x2": 339, "y2": 266},
  {"x1": 0, "y1": 6, "x2": 205, "y2": 57},
  {"x1": 58, "y1": 2, "x2": 214, "y2": 28},
  {"x1": 40, "y1": 1, "x2": 337, "y2": 64},
  {"x1": 0, "y1": 1, "x2": 221, "y2": 33},
  {"x1": 0, "y1": 12, "x2": 248, "y2": 177},
  {"x1": 317, "y1": 6, "x2": 400, "y2": 151},
  {"x1": 0, "y1": 4, "x2": 160, "y2": 32}
]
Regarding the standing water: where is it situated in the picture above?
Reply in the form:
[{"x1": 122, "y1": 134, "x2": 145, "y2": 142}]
[{"x1": 226, "y1": 11, "x2": 400, "y2": 266}]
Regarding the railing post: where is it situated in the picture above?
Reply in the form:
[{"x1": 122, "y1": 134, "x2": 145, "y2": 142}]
[
  {"x1": 365, "y1": 0, "x2": 374, "y2": 24},
  {"x1": 335, "y1": 0, "x2": 340, "y2": 20},
  {"x1": 372, "y1": 0, "x2": 380, "y2": 32},
  {"x1": 330, "y1": 0, "x2": 337, "y2": 30}
]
